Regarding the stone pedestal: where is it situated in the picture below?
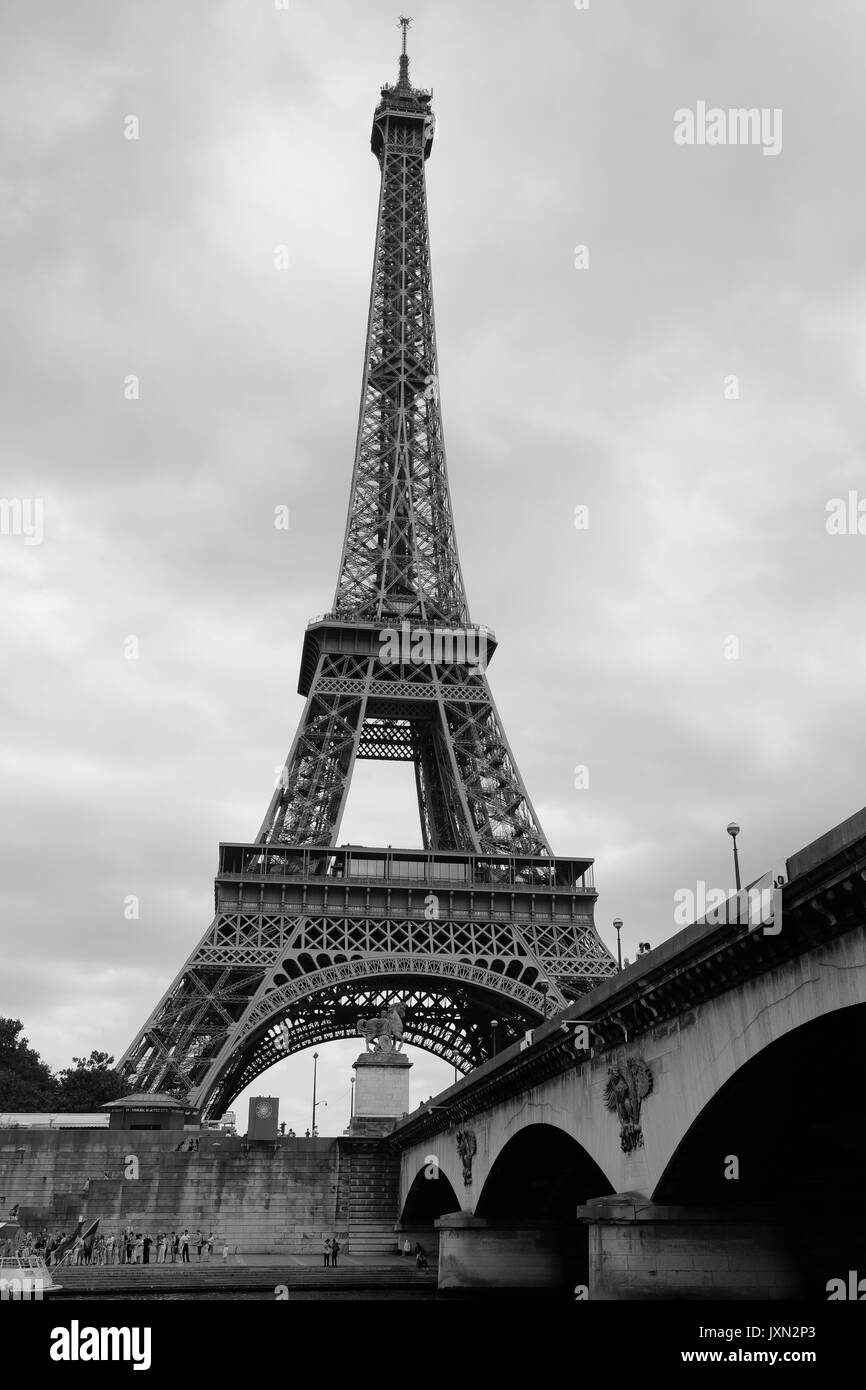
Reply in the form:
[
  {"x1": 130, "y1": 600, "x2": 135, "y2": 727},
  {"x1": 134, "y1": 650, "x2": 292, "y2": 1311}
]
[
  {"x1": 576, "y1": 1195, "x2": 802, "y2": 1300},
  {"x1": 347, "y1": 1051, "x2": 412, "y2": 1136},
  {"x1": 435, "y1": 1212, "x2": 583, "y2": 1291}
]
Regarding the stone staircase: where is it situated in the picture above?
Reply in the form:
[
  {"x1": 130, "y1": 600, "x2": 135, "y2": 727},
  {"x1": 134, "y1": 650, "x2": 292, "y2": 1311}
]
[{"x1": 339, "y1": 1142, "x2": 401, "y2": 1258}]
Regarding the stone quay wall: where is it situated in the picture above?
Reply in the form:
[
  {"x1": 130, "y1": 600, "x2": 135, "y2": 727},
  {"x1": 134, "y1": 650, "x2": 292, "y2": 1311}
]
[{"x1": 0, "y1": 1128, "x2": 399, "y2": 1255}]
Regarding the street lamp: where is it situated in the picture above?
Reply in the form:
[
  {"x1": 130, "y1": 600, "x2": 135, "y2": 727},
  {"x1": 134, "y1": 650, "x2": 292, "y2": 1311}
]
[
  {"x1": 613, "y1": 918, "x2": 623, "y2": 971},
  {"x1": 490, "y1": 1018, "x2": 500, "y2": 1058},
  {"x1": 311, "y1": 1051, "x2": 319, "y2": 1136},
  {"x1": 349, "y1": 1075, "x2": 355, "y2": 1120},
  {"x1": 727, "y1": 822, "x2": 741, "y2": 892}
]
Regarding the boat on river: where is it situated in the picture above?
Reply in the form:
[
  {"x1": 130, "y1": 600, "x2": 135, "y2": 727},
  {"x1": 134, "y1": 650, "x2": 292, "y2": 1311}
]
[{"x1": 0, "y1": 1218, "x2": 63, "y2": 1297}]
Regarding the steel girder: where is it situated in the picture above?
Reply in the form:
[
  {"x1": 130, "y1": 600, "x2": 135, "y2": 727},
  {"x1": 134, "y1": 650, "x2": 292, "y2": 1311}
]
[
  {"x1": 119, "y1": 879, "x2": 616, "y2": 1117},
  {"x1": 118, "y1": 906, "x2": 573, "y2": 1116},
  {"x1": 258, "y1": 648, "x2": 551, "y2": 855}
]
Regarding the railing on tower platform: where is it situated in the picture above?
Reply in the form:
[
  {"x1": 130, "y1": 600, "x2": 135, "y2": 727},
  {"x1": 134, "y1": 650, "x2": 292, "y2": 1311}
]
[
  {"x1": 305, "y1": 612, "x2": 497, "y2": 641},
  {"x1": 217, "y1": 843, "x2": 595, "y2": 893}
]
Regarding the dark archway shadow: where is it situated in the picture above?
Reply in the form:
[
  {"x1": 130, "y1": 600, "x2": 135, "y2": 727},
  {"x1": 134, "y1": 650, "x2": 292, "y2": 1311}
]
[
  {"x1": 398, "y1": 1164, "x2": 462, "y2": 1262},
  {"x1": 475, "y1": 1123, "x2": 614, "y2": 1288},
  {"x1": 654, "y1": 1003, "x2": 866, "y2": 1298},
  {"x1": 401, "y1": 1165, "x2": 462, "y2": 1225}
]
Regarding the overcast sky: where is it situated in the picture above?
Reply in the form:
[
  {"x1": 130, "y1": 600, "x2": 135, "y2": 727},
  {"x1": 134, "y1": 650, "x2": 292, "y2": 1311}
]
[{"x1": 2, "y1": 0, "x2": 865, "y2": 1135}]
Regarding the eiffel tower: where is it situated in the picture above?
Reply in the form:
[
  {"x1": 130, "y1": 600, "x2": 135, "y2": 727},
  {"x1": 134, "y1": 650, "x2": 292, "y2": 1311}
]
[{"x1": 120, "y1": 21, "x2": 616, "y2": 1117}]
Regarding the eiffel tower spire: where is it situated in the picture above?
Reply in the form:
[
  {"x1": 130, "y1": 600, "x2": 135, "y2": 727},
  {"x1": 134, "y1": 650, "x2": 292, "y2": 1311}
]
[
  {"x1": 334, "y1": 17, "x2": 464, "y2": 626},
  {"x1": 258, "y1": 30, "x2": 543, "y2": 855},
  {"x1": 396, "y1": 14, "x2": 413, "y2": 92},
  {"x1": 119, "y1": 29, "x2": 616, "y2": 1117}
]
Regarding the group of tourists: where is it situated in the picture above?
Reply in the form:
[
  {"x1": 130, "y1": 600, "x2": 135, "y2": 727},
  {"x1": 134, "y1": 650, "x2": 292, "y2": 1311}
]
[
  {"x1": 322, "y1": 1236, "x2": 341, "y2": 1267},
  {"x1": 4, "y1": 1226, "x2": 229, "y2": 1266},
  {"x1": 105, "y1": 1228, "x2": 227, "y2": 1264},
  {"x1": 4, "y1": 1225, "x2": 435, "y2": 1274}
]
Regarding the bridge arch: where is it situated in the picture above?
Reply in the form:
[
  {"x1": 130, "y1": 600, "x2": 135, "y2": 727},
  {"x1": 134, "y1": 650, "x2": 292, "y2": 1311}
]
[
  {"x1": 643, "y1": 927, "x2": 866, "y2": 1193},
  {"x1": 399, "y1": 1161, "x2": 462, "y2": 1228},
  {"x1": 476, "y1": 1122, "x2": 614, "y2": 1221},
  {"x1": 653, "y1": 1002, "x2": 866, "y2": 1297},
  {"x1": 470, "y1": 1123, "x2": 614, "y2": 1290}
]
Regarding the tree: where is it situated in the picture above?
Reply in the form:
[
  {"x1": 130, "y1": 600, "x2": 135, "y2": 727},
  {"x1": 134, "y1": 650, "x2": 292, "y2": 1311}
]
[
  {"x1": 54, "y1": 1051, "x2": 127, "y2": 1111},
  {"x1": 0, "y1": 1018, "x2": 58, "y2": 1110}
]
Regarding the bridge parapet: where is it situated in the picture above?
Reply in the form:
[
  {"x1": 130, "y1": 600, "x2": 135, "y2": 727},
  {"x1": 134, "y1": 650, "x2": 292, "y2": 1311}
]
[{"x1": 393, "y1": 803, "x2": 866, "y2": 1150}]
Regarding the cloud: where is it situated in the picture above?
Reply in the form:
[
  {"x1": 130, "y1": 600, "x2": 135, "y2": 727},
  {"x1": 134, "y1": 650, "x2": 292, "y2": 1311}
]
[{"x1": 1, "y1": 0, "x2": 864, "y2": 1101}]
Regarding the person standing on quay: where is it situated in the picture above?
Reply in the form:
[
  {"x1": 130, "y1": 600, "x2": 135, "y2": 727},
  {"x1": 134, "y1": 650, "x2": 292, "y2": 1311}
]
[
  {"x1": 330, "y1": 1237, "x2": 340, "y2": 1269},
  {"x1": 322, "y1": 1236, "x2": 331, "y2": 1267},
  {"x1": 180, "y1": 1230, "x2": 190, "y2": 1263}
]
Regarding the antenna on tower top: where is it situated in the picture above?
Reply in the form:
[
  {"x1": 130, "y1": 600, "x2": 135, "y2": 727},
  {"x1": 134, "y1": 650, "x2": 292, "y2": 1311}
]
[{"x1": 395, "y1": 15, "x2": 413, "y2": 90}]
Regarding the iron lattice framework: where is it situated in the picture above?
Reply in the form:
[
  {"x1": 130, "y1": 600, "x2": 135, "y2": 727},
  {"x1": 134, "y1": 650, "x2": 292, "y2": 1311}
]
[{"x1": 120, "y1": 33, "x2": 616, "y2": 1116}]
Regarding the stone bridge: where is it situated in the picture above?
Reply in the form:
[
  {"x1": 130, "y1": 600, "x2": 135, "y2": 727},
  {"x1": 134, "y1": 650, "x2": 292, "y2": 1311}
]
[{"x1": 391, "y1": 807, "x2": 866, "y2": 1299}]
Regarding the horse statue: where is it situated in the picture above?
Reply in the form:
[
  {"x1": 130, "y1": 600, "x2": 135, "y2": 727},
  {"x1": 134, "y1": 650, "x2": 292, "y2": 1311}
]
[{"x1": 356, "y1": 1003, "x2": 406, "y2": 1054}]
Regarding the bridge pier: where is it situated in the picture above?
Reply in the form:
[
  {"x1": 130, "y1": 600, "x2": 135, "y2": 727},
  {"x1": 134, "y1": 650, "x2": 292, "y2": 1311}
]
[
  {"x1": 577, "y1": 1195, "x2": 802, "y2": 1300},
  {"x1": 435, "y1": 1212, "x2": 583, "y2": 1293}
]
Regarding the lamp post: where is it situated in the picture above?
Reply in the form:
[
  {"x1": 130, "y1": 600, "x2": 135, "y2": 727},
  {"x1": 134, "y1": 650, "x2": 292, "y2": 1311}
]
[
  {"x1": 311, "y1": 1051, "x2": 319, "y2": 1137},
  {"x1": 613, "y1": 918, "x2": 623, "y2": 971},
  {"x1": 349, "y1": 1075, "x2": 355, "y2": 1120},
  {"x1": 727, "y1": 822, "x2": 741, "y2": 892},
  {"x1": 490, "y1": 1018, "x2": 499, "y2": 1058}
]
